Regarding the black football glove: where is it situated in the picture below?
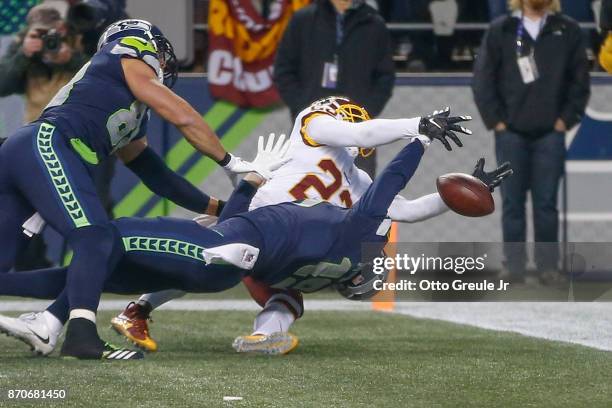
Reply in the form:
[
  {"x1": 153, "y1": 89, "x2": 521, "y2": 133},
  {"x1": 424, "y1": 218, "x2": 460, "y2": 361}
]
[
  {"x1": 472, "y1": 158, "x2": 513, "y2": 192},
  {"x1": 418, "y1": 107, "x2": 472, "y2": 151}
]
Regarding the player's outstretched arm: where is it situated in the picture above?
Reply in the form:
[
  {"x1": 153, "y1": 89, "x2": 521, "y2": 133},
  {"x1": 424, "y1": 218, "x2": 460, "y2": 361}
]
[
  {"x1": 122, "y1": 58, "x2": 228, "y2": 162},
  {"x1": 387, "y1": 193, "x2": 449, "y2": 223},
  {"x1": 305, "y1": 107, "x2": 471, "y2": 150},
  {"x1": 117, "y1": 138, "x2": 223, "y2": 215}
]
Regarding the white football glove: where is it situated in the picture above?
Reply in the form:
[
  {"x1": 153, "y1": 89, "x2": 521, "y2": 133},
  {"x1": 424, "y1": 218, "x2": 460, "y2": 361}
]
[
  {"x1": 222, "y1": 133, "x2": 291, "y2": 180},
  {"x1": 193, "y1": 213, "x2": 218, "y2": 227},
  {"x1": 250, "y1": 132, "x2": 292, "y2": 180}
]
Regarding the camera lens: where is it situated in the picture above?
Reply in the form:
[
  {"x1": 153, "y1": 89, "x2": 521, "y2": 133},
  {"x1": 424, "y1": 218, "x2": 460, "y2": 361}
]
[{"x1": 42, "y1": 31, "x2": 61, "y2": 53}]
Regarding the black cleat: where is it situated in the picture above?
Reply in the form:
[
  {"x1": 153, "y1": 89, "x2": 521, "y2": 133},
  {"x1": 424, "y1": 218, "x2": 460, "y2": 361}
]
[
  {"x1": 101, "y1": 342, "x2": 144, "y2": 360},
  {"x1": 60, "y1": 318, "x2": 143, "y2": 360}
]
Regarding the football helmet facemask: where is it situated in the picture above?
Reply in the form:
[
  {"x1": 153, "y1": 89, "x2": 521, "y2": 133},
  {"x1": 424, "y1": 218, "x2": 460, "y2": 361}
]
[
  {"x1": 335, "y1": 250, "x2": 390, "y2": 301},
  {"x1": 97, "y1": 19, "x2": 178, "y2": 88},
  {"x1": 309, "y1": 96, "x2": 374, "y2": 158}
]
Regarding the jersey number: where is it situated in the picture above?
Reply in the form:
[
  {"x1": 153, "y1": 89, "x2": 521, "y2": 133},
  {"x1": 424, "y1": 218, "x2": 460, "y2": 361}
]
[
  {"x1": 289, "y1": 159, "x2": 353, "y2": 207},
  {"x1": 106, "y1": 101, "x2": 147, "y2": 150}
]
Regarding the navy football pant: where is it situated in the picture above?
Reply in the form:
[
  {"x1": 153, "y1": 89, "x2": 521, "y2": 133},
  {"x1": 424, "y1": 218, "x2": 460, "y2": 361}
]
[
  {"x1": 0, "y1": 122, "x2": 121, "y2": 316},
  {"x1": 0, "y1": 217, "x2": 262, "y2": 311}
]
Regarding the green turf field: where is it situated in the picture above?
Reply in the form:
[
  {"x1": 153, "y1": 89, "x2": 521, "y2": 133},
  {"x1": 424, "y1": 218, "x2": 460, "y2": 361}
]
[{"x1": 1, "y1": 310, "x2": 611, "y2": 407}]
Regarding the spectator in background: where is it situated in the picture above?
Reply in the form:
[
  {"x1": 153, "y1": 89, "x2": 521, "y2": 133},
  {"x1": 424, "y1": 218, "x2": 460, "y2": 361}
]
[
  {"x1": 472, "y1": 0, "x2": 590, "y2": 283},
  {"x1": 274, "y1": 0, "x2": 395, "y2": 177},
  {"x1": 0, "y1": 4, "x2": 88, "y2": 271},
  {"x1": 379, "y1": 0, "x2": 434, "y2": 71},
  {"x1": 67, "y1": 0, "x2": 128, "y2": 57},
  {"x1": 0, "y1": 5, "x2": 87, "y2": 124},
  {"x1": 600, "y1": 0, "x2": 612, "y2": 72}
]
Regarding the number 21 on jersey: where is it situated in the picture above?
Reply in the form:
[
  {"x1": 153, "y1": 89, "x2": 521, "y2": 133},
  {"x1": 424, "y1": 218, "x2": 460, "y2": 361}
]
[{"x1": 289, "y1": 158, "x2": 353, "y2": 207}]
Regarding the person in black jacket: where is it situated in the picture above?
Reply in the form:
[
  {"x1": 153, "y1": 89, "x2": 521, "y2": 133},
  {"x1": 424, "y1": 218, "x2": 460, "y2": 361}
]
[
  {"x1": 273, "y1": 0, "x2": 395, "y2": 177},
  {"x1": 472, "y1": 0, "x2": 590, "y2": 283}
]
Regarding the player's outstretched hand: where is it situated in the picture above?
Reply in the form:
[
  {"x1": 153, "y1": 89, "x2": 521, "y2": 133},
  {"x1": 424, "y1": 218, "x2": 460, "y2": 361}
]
[
  {"x1": 222, "y1": 132, "x2": 291, "y2": 180},
  {"x1": 249, "y1": 132, "x2": 291, "y2": 180},
  {"x1": 418, "y1": 107, "x2": 472, "y2": 151},
  {"x1": 472, "y1": 158, "x2": 513, "y2": 192}
]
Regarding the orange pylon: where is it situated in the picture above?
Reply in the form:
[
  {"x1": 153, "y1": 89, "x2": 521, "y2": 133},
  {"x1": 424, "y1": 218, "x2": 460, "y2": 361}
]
[{"x1": 371, "y1": 222, "x2": 397, "y2": 312}]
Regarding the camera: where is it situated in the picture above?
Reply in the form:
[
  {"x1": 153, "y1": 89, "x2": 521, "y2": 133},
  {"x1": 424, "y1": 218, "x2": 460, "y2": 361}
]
[{"x1": 41, "y1": 29, "x2": 62, "y2": 53}]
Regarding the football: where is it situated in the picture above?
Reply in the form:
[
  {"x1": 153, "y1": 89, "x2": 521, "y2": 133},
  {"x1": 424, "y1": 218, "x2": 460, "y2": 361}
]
[{"x1": 436, "y1": 173, "x2": 494, "y2": 217}]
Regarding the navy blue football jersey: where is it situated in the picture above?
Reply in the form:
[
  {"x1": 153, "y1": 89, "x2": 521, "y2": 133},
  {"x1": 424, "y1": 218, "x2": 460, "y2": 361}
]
[
  {"x1": 39, "y1": 36, "x2": 163, "y2": 157},
  {"x1": 236, "y1": 199, "x2": 388, "y2": 292}
]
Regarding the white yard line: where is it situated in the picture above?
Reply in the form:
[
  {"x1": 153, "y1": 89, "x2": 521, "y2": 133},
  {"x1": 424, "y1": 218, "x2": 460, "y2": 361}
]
[
  {"x1": 0, "y1": 299, "x2": 371, "y2": 312},
  {"x1": 2, "y1": 299, "x2": 609, "y2": 351},
  {"x1": 394, "y1": 302, "x2": 612, "y2": 352}
]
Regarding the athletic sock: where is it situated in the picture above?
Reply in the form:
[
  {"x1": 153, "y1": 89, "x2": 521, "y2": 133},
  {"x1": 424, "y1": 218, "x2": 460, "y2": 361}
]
[
  {"x1": 139, "y1": 289, "x2": 186, "y2": 310},
  {"x1": 252, "y1": 301, "x2": 296, "y2": 336},
  {"x1": 60, "y1": 317, "x2": 104, "y2": 360},
  {"x1": 46, "y1": 291, "x2": 70, "y2": 324},
  {"x1": 69, "y1": 309, "x2": 96, "y2": 323},
  {"x1": 135, "y1": 300, "x2": 153, "y2": 317}
]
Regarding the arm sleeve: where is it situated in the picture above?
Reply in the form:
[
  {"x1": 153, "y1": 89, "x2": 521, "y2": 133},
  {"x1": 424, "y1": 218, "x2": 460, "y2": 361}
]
[
  {"x1": 0, "y1": 40, "x2": 29, "y2": 96},
  {"x1": 387, "y1": 193, "x2": 449, "y2": 223},
  {"x1": 304, "y1": 114, "x2": 424, "y2": 148},
  {"x1": 126, "y1": 146, "x2": 212, "y2": 213},
  {"x1": 471, "y1": 27, "x2": 506, "y2": 130},
  {"x1": 559, "y1": 25, "x2": 591, "y2": 129},
  {"x1": 218, "y1": 180, "x2": 259, "y2": 222},
  {"x1": 273, "y1": 17, "x2": 304, "y2": 116},
  {"x1": 353, "y1": 140, "x2": 425, "y2": 218}
]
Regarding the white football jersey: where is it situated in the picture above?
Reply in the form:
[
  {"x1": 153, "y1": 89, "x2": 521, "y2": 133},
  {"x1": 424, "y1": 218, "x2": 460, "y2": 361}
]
[{"x1": 250, "y1": 103, "x2": 370, "y2": 210}]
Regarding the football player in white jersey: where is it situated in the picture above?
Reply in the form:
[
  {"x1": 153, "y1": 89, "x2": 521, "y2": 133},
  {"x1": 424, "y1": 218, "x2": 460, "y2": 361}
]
[{"x1": 110, "y1": 97, "x2": 486, "y2": 354}]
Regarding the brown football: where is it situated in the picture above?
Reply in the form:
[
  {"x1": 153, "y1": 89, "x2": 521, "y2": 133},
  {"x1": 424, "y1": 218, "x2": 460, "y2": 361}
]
[{"x1": 436, "y1": 173, "x2": 494, "y2": 217}]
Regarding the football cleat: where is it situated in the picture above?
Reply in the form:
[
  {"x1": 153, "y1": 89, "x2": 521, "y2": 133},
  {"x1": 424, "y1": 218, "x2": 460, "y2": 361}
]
[
  {"x1": 60, "y1": 318, "x2": 143, "y2": 361},
  {"x1": 111, "y1": 302, "x2": 157, "y2": 352},
  {"x1": 232, "y1": 332, "x2": 299, "y2": 355},
  {"x1": 101, "y1": 342, "x2": 144, "y2": 360},
  {"x1": 0, "y1": 312, "x2": 58, "y2": 356}
]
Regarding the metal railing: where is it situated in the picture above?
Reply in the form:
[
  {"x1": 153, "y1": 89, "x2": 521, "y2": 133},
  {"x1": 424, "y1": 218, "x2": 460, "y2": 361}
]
[{"x1": 194, "y1": 21, "x2": 598, "y2": 32}]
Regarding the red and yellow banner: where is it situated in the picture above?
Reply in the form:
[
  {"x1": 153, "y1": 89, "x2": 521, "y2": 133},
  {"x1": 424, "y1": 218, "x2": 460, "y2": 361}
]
[{"x1": 207, "y1": 0, "x2": 310, "y2": 108}]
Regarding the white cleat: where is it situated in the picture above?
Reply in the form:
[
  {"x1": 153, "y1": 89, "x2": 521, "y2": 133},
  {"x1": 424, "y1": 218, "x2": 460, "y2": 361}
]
[
  {"x1": 0, "y1": 312, "x2": 58, "y2": 356},
  {"x1": 232, "y1": 332, "x2": 299, "y2": 355}
]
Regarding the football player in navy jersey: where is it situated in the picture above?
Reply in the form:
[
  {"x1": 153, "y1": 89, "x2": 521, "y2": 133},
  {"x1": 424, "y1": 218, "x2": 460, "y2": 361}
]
[
  {"x1": 0, "y1": 19, "x2": 265, "y2": 360},
  {"x1": 0, "y1": 130, "x2": 511, "y2": 360}
]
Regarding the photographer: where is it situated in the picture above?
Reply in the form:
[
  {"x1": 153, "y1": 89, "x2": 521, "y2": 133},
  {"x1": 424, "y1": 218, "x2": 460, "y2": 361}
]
[{"x1": 0, "y1": 5, "x2": 87, "y2": 123}]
